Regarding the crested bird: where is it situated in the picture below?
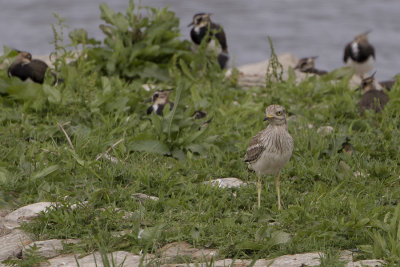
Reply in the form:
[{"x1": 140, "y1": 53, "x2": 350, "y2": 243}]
[
  {"x1": 359, "y1": 72, "x2": 389, "y2": 114},
  {"x1": 294, "y1": 56, "x2": 327, "y2": 75},
  {"x1": 146, "y1": 89, "x2": 174, "y2": 116},
  {"x1": 8, "y1": 50, "x2": 60, "y2": 84},
  {"x1": 343, "y1": 31, "x2": 375, "y2": 78},
  {"x1": 245, "y1": 105, "x2": 294, "y2": 210},
  {"x1": 188, "y1": 13, "x2": 229, "y2": 69}
]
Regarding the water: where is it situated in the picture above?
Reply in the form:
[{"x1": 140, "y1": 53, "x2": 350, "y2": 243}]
[{"x1": 1, "y1": 0, "x2": 400, "y2": 80}]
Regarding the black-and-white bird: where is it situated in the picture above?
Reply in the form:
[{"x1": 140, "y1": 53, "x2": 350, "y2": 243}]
[
  {"x1": 188, "y1": 13, "x2": 229, "y2": 69},
  {"x1": 8, "y1": 50, "x2": 59, "y2": 84},
  {"x1": 146, "y1": 89, "x2": 174, "y2": 116},
  {"x1": 344, "y1": 31, "x2": 375, "y2": 77},
  {"x1": 294, "y1": 56, "x2": 327, "y2": 75},
  {"x1": 359, "y1": 72, "x2": 389, "y2": 114},
  {"x1": 245, "y1": 105, "x2": 294, "y2": 210}
]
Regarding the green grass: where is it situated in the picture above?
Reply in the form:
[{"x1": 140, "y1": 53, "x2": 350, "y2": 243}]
[{"x1": 1, "y1": 2, "x2": 400, "y2": 266}]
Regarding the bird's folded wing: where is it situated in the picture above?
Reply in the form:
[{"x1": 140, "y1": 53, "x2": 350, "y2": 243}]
[{"x1": 245, "y1": 143, "x2": 265, "y2": 163}]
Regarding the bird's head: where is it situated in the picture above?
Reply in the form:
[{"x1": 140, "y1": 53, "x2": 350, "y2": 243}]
[
  {"x1": 152, "y1": 89, "x2": 172, "y2": 106},
  {"x1": 354, "y1": 30, "x2": 371, "y2": 44},
  {"x1": 294, "y1": 56, "x2": 317, "y2": 72},
  {"x1": 361, "y1": 72, "x2": 377, "y2": 92},
  {"x1": 264, "y1": 104, "x2": 287, "y2": 125},
  {"x1": 188, "y1": 13, "x2": 211, "y2": 28},
  {"x1": 15, "y1": 50, "x2": 32, "y2": 64}
]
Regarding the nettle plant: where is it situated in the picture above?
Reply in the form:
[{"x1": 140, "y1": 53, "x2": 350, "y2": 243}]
[
  {"x1": 75, "y1": 0, "x2": 194, "y2": 82},
  {"x1": 70, "y1": 2, "x2": 227, "y2": 159}
]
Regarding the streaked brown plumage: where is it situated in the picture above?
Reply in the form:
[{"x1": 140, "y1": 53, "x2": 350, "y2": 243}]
[
  {"x1": 359, "y1": 73, "x2": 389, "y2": 114},
  {"x1": 245, "y1": 104, "x2": 294, "y2": 210},
  {"x1": 294, "y1": 56, "x2": 327, "y2": 75}
]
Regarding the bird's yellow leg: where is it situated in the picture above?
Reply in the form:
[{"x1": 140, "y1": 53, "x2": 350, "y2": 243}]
[
  {"x1": 257, "y1": 174, "x2": 261, "y2": 209},
  {"x1": 275, "y1": 172, "x2": 281, "y2": 210}
]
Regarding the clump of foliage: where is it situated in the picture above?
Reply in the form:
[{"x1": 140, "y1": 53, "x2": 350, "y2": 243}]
[{"x1": 72, "y1": 0, "x2": 193, "y2": 82}]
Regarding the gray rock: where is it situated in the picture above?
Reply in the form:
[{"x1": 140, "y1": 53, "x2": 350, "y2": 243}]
[
  {"x1": 159, "y1": 241, "x2": 218, "y2": 263},
  {"x1": 161, "y1": 259, "x2": 270, "y2": 267},
  {"x1": 23, "y1": 239, "x2": 80, "y2": 259},
  {"x1": 41, "y1": 251, "x2": 142, "y2": 267},
  {"x1": 317, "y1": 126, "x2": 334, "y2": 135},
  {"x1": 131, "y1": 193, "x2": 159, "y2": 202},
  {"x1": 226, "y1": 53, "x2": 307, "y2": 88},
  {"x1": 347, "y1": 259, "x2": 384, "y2": 267},
  {"x1": 0, "y1": 229, "x2": 32, "y2": 261},
  {"x1": 203, "y1": 178, "x2": 247, "y2": 189},
  {"x1": 4, "y1": 202, "x2": 54, "y2": 229},
  {"x1": 265, "y1": 252, "x2": 321, "y2": 266}
]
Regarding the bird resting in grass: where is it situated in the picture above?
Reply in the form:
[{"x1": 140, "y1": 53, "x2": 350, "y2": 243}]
[
  {"x1": 8, "y1": 50, "x2": 60, "y2": 85},
  {"x1": 146, "y1": 89, "x2": 174, "y2": 116},
  {"x1": 245, "y1": 104, "x2": 294, "y2": 210},
  {"x1": 359, "y1": 72, "x2": 389, "y2": 115},
  {"x1": 294, "y1": 56, "x2": 327, "y2": 75}
]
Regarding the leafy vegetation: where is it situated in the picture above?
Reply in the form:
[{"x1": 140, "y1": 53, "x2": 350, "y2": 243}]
[{"x1": 1, "y1": 1, "x2": 400, "y2": 266}]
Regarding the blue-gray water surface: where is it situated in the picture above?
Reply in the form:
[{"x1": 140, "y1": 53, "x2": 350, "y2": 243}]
[{"x1": 1, "y1": 0, "x2": 400, "y2": 80}]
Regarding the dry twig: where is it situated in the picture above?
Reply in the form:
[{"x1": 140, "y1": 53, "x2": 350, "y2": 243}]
[
  {"x1": 95, "y1": 138, "x2": 124, "y2": 161},
  {"x1": 57, "y1": 121, "x2": 75, "y2": 151}
]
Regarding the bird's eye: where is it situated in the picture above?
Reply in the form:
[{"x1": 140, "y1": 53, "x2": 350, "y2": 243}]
[
  {"x1": 276, "y1": 111, "x2": 282, "y2": 116},
  {"x1": 154, "y1": 93, "x2": 159, "y2": 98}
]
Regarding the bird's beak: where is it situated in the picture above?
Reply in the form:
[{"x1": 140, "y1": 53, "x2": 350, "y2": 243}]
[
  {"x1": 264, "y1": 114, "x2": 274, "y2": 121},
  {"x1": 187, "y1": 22, "x2": 194, "y2": 27}
]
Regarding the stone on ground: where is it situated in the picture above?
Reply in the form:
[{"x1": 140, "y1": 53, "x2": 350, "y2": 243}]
[
  {"x1": 0, "y1": 229, "x2": 32, "y2": 261},
  {"x1": 4, "y1": 202, "x2": 54, "y2": 229},
  {"x1": 23, "y1": 239, "x2": 80, "y2": 259}
]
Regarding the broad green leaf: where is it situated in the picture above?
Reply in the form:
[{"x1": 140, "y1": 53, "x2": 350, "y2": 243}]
[
  {"x1": 43, "y1": 85, "x2": 61, "y2": 104},
  {"x1": 129, "y1": 140, "x2": 170, "y2": 155},
  {"x1": 100, "y1": 3, "x2": 115, "y2": 25},
  {"x1": 31, "y1": 165, "x2": 60, "y2": 180},
  {"x1": 269, "y1": 231, "x2": 291, "y2": 246},
  {"x1": 0, "y1": 167, "x2": 10, "y2": 184},
  {"x1": 236, "y1": 241, "x2": 262, "y2": 250},
  {"x1": 113, "y1": 13, "x2": 129, "y2": 32}
]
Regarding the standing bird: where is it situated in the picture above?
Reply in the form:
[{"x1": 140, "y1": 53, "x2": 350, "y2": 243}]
[
  {"x1": 245, "y1": 105, "x2": 294, "y2": 210},
  {"x1": 359, "y1": 72, "x2": 389, "y2": 114},
  {"x1": 188, "y1": 13, "x2": 229, "y2": 69},
  {"x1": 343, "y1": 31, "x2": 375, "y2": 78},
  {"x1": 294, "y1": 56, "x2": 327, "y2": 75},
  {"x1": 146, "y1": 89, "x2": 174, "y2": 116},
  {"x1": 8, "y1": 50, "x2": 59, "y2": 84}
]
